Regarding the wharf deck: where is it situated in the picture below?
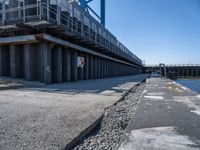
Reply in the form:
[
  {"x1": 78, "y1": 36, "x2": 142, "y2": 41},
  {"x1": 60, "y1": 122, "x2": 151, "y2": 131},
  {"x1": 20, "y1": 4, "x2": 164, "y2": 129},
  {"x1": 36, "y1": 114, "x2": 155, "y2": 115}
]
[{"x1": 119, "y1": 76, "x2": 200, "y2": 150}]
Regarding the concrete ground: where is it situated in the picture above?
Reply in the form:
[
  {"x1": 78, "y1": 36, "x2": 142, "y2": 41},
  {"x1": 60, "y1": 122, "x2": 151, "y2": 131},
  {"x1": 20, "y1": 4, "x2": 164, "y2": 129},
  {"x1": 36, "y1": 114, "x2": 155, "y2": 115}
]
[
  {"x1": 119, "y1": 75, "x2": 200, "y2": 150},
  {"x1": 0, "y1": 74, "x2": 148, "y2": 150},
  {"x1": 0, "y1": 77, "x2": 45, "y2": 90}
]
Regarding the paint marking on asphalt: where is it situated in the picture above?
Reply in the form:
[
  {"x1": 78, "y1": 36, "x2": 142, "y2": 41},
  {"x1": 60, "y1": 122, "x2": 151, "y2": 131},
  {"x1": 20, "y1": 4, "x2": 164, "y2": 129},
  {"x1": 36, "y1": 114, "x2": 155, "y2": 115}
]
[
  {"x1": 144, "y1": 95, "x2": 164, "y2": 100},
  {"x1": 196, "y1": 95, "x2": 200, "y2": 98},
  {"x1": 147, "y1": 92, "x2": 165, "y2": 96},
  {"x1": 119, "y1": 127, "x2": 199, "y2": 150},
  {"x1": 173, "y1": 96, "x2": 200, "y2": 116},
  {"x1": 191, "y1": 110, "x2": 200, "y2": 115}
]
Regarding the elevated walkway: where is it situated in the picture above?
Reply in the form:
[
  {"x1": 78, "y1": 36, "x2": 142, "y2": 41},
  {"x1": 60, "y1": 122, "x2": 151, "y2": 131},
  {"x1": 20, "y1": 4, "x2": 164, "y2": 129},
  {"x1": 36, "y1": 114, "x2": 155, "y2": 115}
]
[{"x1": 0, "y1": 0, "x2": 142, "y2": 66}]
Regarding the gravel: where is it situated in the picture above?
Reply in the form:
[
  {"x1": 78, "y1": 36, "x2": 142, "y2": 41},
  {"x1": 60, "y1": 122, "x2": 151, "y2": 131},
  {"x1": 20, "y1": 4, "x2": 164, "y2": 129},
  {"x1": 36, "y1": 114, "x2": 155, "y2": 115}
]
[{"x1": 73, "y1": 83, "x2": 145, "y2": 150}]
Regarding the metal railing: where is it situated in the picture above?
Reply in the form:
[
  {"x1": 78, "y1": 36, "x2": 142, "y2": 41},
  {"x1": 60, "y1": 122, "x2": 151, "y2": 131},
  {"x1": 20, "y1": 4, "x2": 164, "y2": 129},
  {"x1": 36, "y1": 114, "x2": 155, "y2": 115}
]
[
  {"x1": 146, "y1": 64, "x2": 200, "y2": 67},
  {"x1": 0, "y1": 0, "x2": 143, "y2": 66}
]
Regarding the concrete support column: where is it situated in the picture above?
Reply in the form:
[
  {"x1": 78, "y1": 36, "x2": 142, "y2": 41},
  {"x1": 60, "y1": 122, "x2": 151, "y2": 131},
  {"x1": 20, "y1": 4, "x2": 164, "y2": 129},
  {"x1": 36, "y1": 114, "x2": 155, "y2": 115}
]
[
  {"x1": 24, "y1": 44, "x2": 33, "y2": 80},
  {"x1": 97, "y1": 57, "x2": 101, "y2": 79},
  {"x1": 113, "y1": 62, "x2": 115, "y2": 77},
  {"x1": 109, "y1": 61, "x2": 112, "y2": 77},
  {"x1": 0, "y1": 47, "x2": 3, "y2": 76},
  {"x1": 10, "y1": 45, "x2": 18, "y2": 78},
  {"x1": 84, "y1": 54, "x2": 89, "y2": 80},
  {"x1": 100, "y1": 58, "x2": 103, "y2": 78},
  {"x1": 198, "y1": 68, "x2": 200, "y2": 77},
  {"x1": 89, "y1": 55, "x2": 94, "y2": 79},
  {"x1": 182, "y1": 68, "x2": 184, "y2": 77},
  {"x1": 178, "y1": 69, "x2": 180, "y2": 77},
  {"x1": 99, "y1": 58, "x2": 102, "y2": 78},
  {"x1": 191, "y1": 68, "x2": 194, "y2": 77},
  {"x1": 102, "y1": 59, "x2": 106, "y2": 78},
  {"x1": 77, "y1": 54, "x2": 84, "y2": 81},
  {"x1": 105, "y1": 60, "x2": 108, "y2": 78},
  {"x1": 111, "y1": 62, "x2": 114, "y2": 77},
  {"x1": 62, "y1": 49, "x2": 71, "y2": 82},
  {"x1": 11, "y1": 45, "x2": 24, "y2": 78},
  {"x1": 71, "y1": 50, "x2": 78, "y2": 81},
  {"x1": 52, "y1": 47, "x2": 62, "y2": 83},
  {"x1": 43, "y1": 43, "x2": 52, "y2": 84},
  {"x1": 107, "y1": 60, "x2": 109, "y2": 77},
  {"x1": 37, "y1": 44, "x2": 44, "y2": 81},
  {"x1": 93, "y1": 56, "x2": 97, "y2": 79},
  {"x1": 108, "y1": 60, "x2": 111, "y2": 77}
]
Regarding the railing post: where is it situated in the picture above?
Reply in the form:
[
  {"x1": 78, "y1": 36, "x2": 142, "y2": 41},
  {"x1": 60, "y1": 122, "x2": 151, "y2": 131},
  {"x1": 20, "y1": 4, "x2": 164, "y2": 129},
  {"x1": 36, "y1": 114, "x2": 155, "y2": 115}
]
[
  {"x1": 2, "y1": 0, "x2": 5, "y2": 25},
  {"x1": 47, "y1": 0, "x2": 49, "y2": 21},
  {"x1": 39, "y1": 0, "x2": 42, "y2": 20},
  {"x1": 23, "y1": 0, "x2": 25, "y2": 22},
  {"x1": 81, "y1": 14, "x2": 83, "y2": 37},
  {"x1": 57, "y1": 1, "x2": 60, "y2": 26},
  {"x1": 18, "y1": 0, "x2": 21, "y2": 19},
  {"x1": 71, "y1": 5, "x2": 74, "y2": 32}
]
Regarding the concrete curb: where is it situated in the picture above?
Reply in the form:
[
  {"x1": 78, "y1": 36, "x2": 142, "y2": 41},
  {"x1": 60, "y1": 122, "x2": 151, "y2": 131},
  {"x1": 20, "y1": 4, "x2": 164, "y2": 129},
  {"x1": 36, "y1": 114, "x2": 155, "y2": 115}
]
[
  {"x1": 65, "y1": 79, "x2": 147, "y2": 150},
  {"x1": 64, "y1": 116, "x2": 103, "y2": 150}
]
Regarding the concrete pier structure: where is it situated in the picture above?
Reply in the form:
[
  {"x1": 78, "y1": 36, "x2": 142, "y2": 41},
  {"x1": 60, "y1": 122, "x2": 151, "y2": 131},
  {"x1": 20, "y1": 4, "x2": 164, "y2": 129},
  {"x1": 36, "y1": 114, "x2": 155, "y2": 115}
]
[
  {"x1": 0, "y1": 38, "x2": 142, "y2": 84},
  {"x1": 0, "y1": 1, "x2": 143, "y2": 84},
  {"x1": 146, "y1": 65, "x2": 200, "y2": 79}
]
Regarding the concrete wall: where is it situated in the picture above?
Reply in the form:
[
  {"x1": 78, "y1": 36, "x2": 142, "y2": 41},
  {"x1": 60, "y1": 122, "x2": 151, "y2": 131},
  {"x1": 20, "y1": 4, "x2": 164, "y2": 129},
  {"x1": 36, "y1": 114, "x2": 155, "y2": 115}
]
[{"x1": 0, "y1": 42, "x2": 142, "y2": 84}]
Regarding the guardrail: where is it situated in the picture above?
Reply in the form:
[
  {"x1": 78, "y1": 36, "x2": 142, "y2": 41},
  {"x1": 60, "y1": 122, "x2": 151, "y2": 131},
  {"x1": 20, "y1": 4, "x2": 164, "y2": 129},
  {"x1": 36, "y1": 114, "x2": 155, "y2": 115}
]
[
  {"x1": 0, "y1": 0, "x2": 142, "y2": 66},
  {"x1": 146, "y1": 64, "x2": 200, "y2": 67}
]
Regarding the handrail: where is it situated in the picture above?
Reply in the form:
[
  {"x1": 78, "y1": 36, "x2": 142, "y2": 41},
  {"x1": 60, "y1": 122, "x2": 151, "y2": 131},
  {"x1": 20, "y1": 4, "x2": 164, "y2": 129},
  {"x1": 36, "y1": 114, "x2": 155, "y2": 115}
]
[{"x1": 0, "y1": 0, "x2": 143, "y2": 66}]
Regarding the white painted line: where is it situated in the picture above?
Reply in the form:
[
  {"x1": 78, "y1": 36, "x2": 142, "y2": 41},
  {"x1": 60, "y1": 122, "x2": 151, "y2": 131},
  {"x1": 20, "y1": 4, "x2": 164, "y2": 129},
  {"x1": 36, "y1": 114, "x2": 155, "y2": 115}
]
[
  {"x1": 142, "y1": 90, "x2": 147, "y2": 94},
  {"x1": 191, "y1": 110, "x2": 200, "y2": 116},
  {"x1": 147, "y1": 92, "x2": 165, "y2": 96},
  {"x1": 196, "y1": 95, "x2": 200, "y2": 98},
  {"x1": 144, "y1": 95, "x2": 164, "y2": 100},
  {"x1": 173, "y1": 96, "x2": 200, "y2": 116}
]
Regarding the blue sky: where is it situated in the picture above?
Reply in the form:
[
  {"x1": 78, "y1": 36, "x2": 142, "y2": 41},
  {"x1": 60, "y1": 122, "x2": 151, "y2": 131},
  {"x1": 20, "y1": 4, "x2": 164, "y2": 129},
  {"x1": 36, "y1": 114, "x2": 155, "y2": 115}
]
[{"x1": 89, "y1": 0, "x2": 200, "y2": 65}]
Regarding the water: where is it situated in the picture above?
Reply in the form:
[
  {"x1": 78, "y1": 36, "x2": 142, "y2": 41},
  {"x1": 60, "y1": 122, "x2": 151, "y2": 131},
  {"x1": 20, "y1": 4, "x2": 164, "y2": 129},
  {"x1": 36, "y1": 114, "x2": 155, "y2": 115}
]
[{"x1": 176, "y1": 79, "x2": 200, "y2": 93}]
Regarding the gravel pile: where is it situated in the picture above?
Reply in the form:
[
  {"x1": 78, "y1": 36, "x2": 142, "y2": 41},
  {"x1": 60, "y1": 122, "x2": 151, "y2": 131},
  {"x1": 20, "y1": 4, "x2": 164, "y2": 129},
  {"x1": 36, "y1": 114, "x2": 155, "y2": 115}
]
[{"x1": 73, "y1": 83, "x2": 145, "y2": 150}]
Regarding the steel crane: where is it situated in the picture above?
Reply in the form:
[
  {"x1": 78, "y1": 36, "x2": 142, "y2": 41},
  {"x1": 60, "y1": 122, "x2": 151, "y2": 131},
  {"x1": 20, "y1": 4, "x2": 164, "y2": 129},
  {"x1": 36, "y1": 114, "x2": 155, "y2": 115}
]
[{"x1": 75, "y1": 0, "x2": 105, "y2": 27}]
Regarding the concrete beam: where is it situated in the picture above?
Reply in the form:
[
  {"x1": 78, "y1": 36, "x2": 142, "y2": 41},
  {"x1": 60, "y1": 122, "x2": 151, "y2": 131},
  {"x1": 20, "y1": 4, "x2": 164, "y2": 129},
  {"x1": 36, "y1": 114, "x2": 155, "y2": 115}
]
[
  {"x1": 0, "y1": 34, "x2": 142, "y2": 69},
  {"x1": 39, "y1": 34, "x2": 142, "y2": 69},
  {"x1": 0, "y1": 35, "x2": 38, "y2": 46}
]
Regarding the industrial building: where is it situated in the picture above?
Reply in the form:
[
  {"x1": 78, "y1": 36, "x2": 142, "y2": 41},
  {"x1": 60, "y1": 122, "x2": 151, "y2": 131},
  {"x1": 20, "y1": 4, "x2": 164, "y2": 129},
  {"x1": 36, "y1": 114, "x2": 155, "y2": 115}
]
[{"x1": 0, "y1": 0, "x2": 143, "y2": 84}]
